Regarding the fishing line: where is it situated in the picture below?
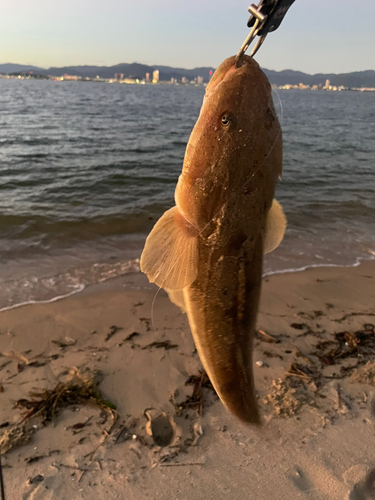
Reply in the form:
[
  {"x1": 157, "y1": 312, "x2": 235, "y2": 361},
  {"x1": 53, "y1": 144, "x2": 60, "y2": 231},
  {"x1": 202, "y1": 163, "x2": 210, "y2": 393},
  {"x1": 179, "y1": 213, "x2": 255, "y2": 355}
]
[
  {"x1": 150, "y1": 285, "x2": 163, "y2": 334},
  {"x1": 0, "y1": 452, "x2": 6, "y2": 500},
  {"x1": 272, "y1": 87, "x2": 284, "y2": 125}
]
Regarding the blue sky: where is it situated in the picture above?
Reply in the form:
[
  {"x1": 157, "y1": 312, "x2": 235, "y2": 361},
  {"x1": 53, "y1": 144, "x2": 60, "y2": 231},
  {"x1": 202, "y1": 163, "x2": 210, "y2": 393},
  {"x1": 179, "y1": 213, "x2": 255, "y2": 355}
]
[{"x1": 1, "y1": 0, "x2": 374, "y2": 73}]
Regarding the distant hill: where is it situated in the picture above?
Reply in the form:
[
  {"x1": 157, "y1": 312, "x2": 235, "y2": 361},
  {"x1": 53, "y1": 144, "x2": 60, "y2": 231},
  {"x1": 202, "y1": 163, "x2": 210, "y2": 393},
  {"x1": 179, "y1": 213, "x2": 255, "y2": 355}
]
[
  {"x1": 263, "y1": 68, "x2": 375, "y2": 88},
  {"x1": 1, "y1": 62, "x2": 375, "y2": 87},
  {"x1": 0, "y1": 63, "x2": 45, "y2": 74},
  {"x1": 26, "y1": 63, "x2": 216, "y2": 82}
]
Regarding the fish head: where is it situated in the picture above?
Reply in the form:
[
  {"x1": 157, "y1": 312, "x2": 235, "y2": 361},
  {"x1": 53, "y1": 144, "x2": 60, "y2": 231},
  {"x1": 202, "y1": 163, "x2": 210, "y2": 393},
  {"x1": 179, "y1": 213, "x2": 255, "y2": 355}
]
[{"x1": 176, "y1": 55, "x2": 282, "y2": 229}]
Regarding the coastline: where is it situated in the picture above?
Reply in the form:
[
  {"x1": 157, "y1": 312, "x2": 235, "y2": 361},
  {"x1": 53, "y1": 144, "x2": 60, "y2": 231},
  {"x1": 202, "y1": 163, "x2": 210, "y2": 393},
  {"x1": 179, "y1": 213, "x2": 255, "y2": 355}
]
[
  {"x1": 1, "y1": 252, "x2": 373, "y2": 314},
  {"x1": 1, "y1": 260, "x2": 375, "y2": 499}
]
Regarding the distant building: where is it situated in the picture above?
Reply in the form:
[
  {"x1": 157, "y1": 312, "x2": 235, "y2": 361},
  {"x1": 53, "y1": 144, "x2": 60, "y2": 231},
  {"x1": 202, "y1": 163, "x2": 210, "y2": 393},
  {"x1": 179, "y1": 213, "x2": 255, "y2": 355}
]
[
  {"x1": 181, "y1": 76, "x2": 187, "y2": 84},
  {"x1": 152, "y1": 70, "x2": 159, "y2": 83},
  {"x1": 145, "y1": 72, "x2": 150, "y2": 82},
  {"x1": 114, "y1": 73, "x2": 124, "y2": 80},
  {"x1": 324, "y1": 79, "x2": 330, "y2": 89},
  {"x1": 197, "y1": 76, "x2": 204, "y2": 85},
  {"x1": 170, "y1": 77, "x2": 177, "y2": 84},
  {"x1": 63, "y1": 74, "x2": 79, "y2": 81}
]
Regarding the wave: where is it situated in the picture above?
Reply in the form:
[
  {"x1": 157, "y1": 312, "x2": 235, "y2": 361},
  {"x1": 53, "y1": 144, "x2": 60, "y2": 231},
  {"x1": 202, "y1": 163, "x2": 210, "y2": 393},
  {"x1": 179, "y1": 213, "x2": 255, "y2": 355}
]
[
  {"x1": 0, "y1": 138, "x2": 58, "y2": 147},
  {"x1": 0, "y1": 258, "x2": 141, "y2": 312},
  {"x1": 263, "y1": 253, "x2": 375, "y2": 278},
  {"x1": 1, "y1": 251, "x2": 374, "y2": 313},
  {"x1": 0, "y1": 285, "x2": 85, "y2": 313},
  {"x1": 0, "y1": 80, "x2": 374, "y2": 313}
]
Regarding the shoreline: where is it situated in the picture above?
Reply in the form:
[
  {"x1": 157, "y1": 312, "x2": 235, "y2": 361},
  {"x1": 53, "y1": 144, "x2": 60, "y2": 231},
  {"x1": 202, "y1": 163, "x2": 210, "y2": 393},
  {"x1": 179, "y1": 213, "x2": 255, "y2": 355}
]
[
  {"x1": 2, "y1": 75, "x2": 375, "y2": 92},
  {"x1": 1, "y1": 254, "x2": 374, "y2": 314}
]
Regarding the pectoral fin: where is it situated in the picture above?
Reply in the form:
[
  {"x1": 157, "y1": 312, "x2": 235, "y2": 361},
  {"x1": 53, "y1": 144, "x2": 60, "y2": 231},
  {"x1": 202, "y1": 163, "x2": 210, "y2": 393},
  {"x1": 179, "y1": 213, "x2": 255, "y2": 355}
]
[
  {"x1": 165, "y1": 289, "x2": 187, "y2": 313},
  {"x1": 140, "y1": 206, "x2": 198, "y2": 290},
  {"x1": 264, "y1": 199, "x2": 287, "y2": 254}
]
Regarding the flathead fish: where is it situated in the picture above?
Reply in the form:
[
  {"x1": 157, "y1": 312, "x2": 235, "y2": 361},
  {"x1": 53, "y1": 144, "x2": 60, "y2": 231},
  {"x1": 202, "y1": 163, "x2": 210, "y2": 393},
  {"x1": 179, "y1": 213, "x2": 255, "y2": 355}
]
[{"x1": 140, "y1": 55, "x2": 286, "y2": 424}]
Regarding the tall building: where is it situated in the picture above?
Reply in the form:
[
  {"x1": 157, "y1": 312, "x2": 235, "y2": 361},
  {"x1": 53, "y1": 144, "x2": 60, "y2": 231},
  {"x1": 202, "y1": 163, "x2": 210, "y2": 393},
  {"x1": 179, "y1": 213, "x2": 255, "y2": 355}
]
[
  {"x1": 114, "y1": 73, "x2": 124, "y2": 80},
  {"x1": 145, "y1": 72, "x2": 150, "y2": 82},
  {"x1": 152, "y1": 70, "x2": 159, "y2": 83},
  {"x1": 181, "y1": 76, "x2": 187, "y2": 84},
  {"x1": 197, "y1": 76, "x2": 204, "y2": 85}
]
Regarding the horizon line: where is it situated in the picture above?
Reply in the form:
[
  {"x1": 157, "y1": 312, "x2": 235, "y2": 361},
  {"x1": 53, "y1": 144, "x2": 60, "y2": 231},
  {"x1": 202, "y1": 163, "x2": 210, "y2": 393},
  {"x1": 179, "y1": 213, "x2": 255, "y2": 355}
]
[{"x1": 1, "y1": 62, "x2": 375, "y2": 76}]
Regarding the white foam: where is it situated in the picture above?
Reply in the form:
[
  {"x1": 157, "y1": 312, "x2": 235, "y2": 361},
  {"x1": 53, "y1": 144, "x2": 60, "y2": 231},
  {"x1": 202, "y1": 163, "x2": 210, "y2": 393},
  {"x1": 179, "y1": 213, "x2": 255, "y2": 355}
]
[
  {"x1": 0, "y1": 258, "x2": 141, "y2": 313},
  {"x1": 0, "y1": 285, "x2": 86, "y2": 313},
  {"x1": 263, "y1": 257, "x2": 364, "y2": 278},
  {"x1": 1, "y1": 255, "x2": 374, "y2": 312}
]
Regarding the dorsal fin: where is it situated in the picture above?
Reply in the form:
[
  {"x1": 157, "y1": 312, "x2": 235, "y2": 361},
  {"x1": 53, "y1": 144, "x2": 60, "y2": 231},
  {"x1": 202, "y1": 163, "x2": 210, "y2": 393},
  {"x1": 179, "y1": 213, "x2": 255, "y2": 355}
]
[
  {"x1": 140, "y1": 206, "x2": 199, "y2": 290},
  {"x1": 264, "y1": 199, "x2": 287, "y2": 254}
]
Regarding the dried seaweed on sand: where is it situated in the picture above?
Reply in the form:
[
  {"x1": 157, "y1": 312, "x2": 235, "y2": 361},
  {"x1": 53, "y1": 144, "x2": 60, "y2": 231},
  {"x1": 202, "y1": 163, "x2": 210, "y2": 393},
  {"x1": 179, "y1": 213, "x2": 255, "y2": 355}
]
[
  {"x1": 286, "y1": 362, "x2": 320, "y2": 384},
  {"x1": 15, "y1": 368, "x2": 116, "y2": 424},
  {"x1": 314, "y1": 324, "x2": 375, "y2": 366},
  {"x1": 0, "y1": 423, "x2": 34, "y2": 455},
  {"x1": 169, "y1": 371, "x2": 216, "y2": 416},
  {"x1": 142, "y1": 340, "x2": 179, "y2": 351}
]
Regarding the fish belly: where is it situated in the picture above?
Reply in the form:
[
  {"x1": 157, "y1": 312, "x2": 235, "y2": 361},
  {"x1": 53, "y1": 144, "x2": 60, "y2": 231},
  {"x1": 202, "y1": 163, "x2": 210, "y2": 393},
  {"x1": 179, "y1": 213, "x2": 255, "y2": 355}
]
[{"x1": 183, "y1": 235, "x2": 263, "y2": 425}]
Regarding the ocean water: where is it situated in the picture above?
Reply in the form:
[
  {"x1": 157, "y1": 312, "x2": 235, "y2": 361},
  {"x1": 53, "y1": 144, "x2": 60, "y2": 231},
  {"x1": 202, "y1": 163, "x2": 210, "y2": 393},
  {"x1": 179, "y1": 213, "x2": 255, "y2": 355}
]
[{"x1": 0, "y1": 79, "x2": 374, "y2": 309}]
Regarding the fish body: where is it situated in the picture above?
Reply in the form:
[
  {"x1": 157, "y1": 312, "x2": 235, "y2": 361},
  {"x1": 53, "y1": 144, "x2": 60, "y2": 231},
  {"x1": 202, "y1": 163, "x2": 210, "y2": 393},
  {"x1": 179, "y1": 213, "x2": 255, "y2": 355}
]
[{"x1": 141, "y1": 55, "x2": 286, "y2": 424}]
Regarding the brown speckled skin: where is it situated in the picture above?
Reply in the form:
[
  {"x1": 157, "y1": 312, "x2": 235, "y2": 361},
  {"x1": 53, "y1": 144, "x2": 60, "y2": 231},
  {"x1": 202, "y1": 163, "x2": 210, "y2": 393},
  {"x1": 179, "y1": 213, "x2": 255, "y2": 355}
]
[{"x1": 177, "y1": 55, "x2": 282, "y2": 424}]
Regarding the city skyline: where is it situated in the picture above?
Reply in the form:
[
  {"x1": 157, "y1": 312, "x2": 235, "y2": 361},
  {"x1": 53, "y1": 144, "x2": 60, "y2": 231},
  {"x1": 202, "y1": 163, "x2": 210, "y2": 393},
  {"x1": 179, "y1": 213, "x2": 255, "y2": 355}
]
[
  {"x1": 1, "y1": 1, "x2": 375, "y2": 74},
  {"x1": 3, "y1": 62, "x2": 375, "y2": 91}
]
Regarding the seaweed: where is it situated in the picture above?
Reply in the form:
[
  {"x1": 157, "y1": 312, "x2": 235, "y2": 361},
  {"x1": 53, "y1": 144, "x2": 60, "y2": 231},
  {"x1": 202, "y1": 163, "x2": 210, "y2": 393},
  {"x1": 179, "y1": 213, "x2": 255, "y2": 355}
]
[
  {"x1": 313, "y1": 324, "x2": 375, "y2": 366},
  {"x1": 15, "y1": 371, "x2": 116, "y2": 424},
  {"x1": 290, "y1": 323, "x2": 309, "y2": 330},
  {"x1": 142, "y1": 340, "x2": 178, "y2": 350},
  {"x1": 105, "y1": 325, "x2": 122, "y2": 342},
  {"x1": 123, "y1": 332, "x2": 140, "y2": 342},
  {"x1": 286, "y1": 362, "x2": 320, "y2": 385},
  {"x1": 170, "y1": 371, "x2": 216, "y2": 416},
  {"x1": 139, "y1": 317, "x2": 151, "y2": 331}
]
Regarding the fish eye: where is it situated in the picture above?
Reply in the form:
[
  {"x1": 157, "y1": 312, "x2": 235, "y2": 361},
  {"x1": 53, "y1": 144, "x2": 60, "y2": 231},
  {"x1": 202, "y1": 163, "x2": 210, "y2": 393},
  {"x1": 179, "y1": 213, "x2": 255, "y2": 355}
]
[
  {"x1": 221, "y1": 114, "x2": 230, "y2": 126},
  {"x1": 220, "y1": 112, "x2": 236, "y2": 128}
]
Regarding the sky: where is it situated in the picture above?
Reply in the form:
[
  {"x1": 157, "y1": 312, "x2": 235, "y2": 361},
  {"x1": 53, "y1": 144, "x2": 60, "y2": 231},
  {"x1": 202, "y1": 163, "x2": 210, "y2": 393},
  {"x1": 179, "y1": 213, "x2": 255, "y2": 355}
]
[{"x1": 1, "y1": 0, "x2": 375, "y2": 74}]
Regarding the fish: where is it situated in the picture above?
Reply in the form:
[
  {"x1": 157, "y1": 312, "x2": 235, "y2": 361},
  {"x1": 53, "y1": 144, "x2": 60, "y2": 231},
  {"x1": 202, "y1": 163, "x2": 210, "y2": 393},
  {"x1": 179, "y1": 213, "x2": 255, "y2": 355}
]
[{"x1": 140, "y1": 54, "x2": 286, "y2": 425}]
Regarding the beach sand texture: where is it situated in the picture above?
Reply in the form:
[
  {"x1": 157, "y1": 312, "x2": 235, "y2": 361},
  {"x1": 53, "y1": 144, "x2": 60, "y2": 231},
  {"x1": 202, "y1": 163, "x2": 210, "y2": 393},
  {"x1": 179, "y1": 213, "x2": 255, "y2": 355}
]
[{"x1": 1, "y1": 262, "x2": 375, "y2": 499}]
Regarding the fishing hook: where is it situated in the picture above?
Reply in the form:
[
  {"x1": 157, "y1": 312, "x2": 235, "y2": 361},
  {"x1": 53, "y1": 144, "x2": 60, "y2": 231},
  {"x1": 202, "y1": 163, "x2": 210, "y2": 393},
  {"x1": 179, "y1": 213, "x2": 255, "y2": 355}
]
[{"x1": 235, "y1": 0, "x2": 296, "y2": 67}]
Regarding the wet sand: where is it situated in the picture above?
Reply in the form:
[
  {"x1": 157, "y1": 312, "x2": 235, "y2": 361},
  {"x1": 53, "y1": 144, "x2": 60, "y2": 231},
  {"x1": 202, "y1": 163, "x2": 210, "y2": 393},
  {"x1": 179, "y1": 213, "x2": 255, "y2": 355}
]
[{"x1": 1, "y1": 261, "x2": 375, "y2": 499}]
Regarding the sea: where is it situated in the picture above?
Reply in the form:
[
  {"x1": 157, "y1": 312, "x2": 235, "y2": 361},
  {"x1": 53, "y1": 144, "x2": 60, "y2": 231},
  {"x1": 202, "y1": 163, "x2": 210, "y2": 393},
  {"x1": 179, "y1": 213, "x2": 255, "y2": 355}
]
[{"x1": 0, "y1": 79, "x2": 374, "y2": 310}]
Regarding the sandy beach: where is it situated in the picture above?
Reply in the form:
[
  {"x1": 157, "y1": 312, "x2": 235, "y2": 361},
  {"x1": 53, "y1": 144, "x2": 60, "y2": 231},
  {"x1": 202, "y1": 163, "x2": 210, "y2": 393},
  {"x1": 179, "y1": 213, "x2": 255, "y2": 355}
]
[{"x1": 1, "y1": 261, "x2": 375, "y2": 499}]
